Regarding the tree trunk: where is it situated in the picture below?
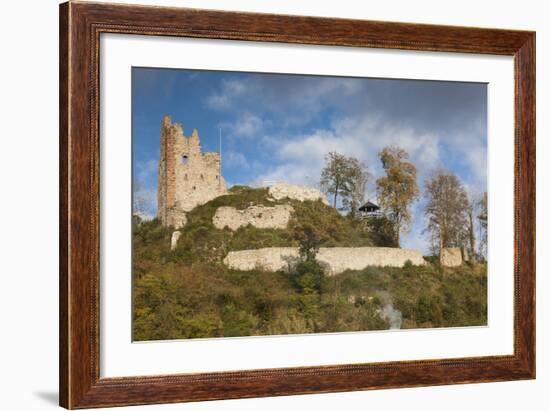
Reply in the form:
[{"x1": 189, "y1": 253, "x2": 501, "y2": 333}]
[
  {"x1": 468, "y1": 210, "x2": 476, "y2": 261},
  {"x1": 392, "y1": 213, "x2": 401, "y2": 248},
  {"x1": 395, "y1": 223, "x2": 400, "y2": 248}
]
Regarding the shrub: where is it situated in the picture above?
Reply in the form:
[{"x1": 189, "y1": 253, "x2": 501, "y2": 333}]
[
  {"x1": 403, "y1": 259, "x2": 414, "y2": 269},
  {"x1": 415, "y1": 295, "x2": 443, "y2": 327},
  {"x1": 132, "y1": 188, "x2": 487, "y2": 339}
]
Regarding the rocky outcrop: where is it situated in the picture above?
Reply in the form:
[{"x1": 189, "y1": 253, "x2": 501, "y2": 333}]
[
  {"x1": 440, "y1": 247, "x2": 468, "y2": 267},
  {"x1": 268, "y1": 183, "x2": 329, "y2": 205},
  {"x1": 213, "y1": 205, "x2": 294, "y2": 231},
  {"x1": 223, "y1": 247, "x2": 426, "y2": 275},
  {"x1": 170, "y1": 231, "x2": 181, "y2": 250}
]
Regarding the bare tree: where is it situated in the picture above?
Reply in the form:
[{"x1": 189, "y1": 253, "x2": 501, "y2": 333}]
[
  {"x1": 133, "y1": 180, "x2": 154, "y2": 220},
  {"x1": 376, "y1": 146, "x2": 419, "y2": 247},
  {"x1": 466, "y1": 201, "x2": 476, "y2": 261},
  {"x1": 477, "y1": 192, "x2": 488, "y2": 259},
  {"x1": 424, "y1": 170, "x2": 470, "y2": 251},
  {"x1": 320, "y1": 152, "x2": 348, "y2": 208},
  {"x1": 320, "y1": 151, "x2": 369, "y2": 215},
  {"x1": 343, "y1": 163, "x2": 370, "y2": 218},
  {"x1": 133, "y1": 180, "x2": 147, "y2": 217}
]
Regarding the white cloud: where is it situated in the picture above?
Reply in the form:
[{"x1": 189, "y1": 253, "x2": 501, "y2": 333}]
[
  {"x1": 259, "y1": 114, "x2": 442, "y2": 194},
  {"x1": 205, "y1": 94, "x2": 230, "y2": 110},
  {"x1": 232, "y1": 112, "x2": 264, "y2": 138},
  {"x1": 256, "y1": 162, "x2": 321, "y2": 188},
  {"x1": 465, "y1": 142, "x2": 488, "y2": 187},
  {"x1": 218, "y1": 112, "x2": 266, "y2": 144},
  {"x1": 224, "y1": 79, "x2": 247, "y2": 95},
  {"x1": 205, "y1": 79, "x2": 248, "y2": 110},
  {"x1": 224, "y1": 151, "x2": 250, "y2": 169},
  {"x1": 205, "y1": 76, "x2": 365, "y2": 122},
  {"x1": 136, "y1": 158, "x2": 158, "y2": 181}
]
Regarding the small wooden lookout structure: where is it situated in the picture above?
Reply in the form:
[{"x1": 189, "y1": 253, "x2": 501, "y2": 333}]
[{"x1": 358, "y1": 201, "x2": 382, "y2": 218}]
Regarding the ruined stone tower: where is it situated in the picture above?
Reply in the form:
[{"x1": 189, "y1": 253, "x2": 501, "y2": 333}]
[{"x1": 158, "y1": 115, "x2": 227, "y2": 228}]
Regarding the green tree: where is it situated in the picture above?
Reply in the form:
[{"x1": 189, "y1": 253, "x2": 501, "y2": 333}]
[
  {"x1": 320, "y1": 151, "x2": 369, "y2": 214},
  {"x1": 293, "y1": 223, "x2": 326, "y2": 328},
  {"x1": 424, "y1": 170, "x2": 470, "y2": 251},
  {"x1": 365, "y1": 215, "x2": 397, "y2": 247},
  {"x1": 376, "y1": 146, "x2": 419, "y2": 247},
  {"x1": 295, "y1": 223, "x2": 327, "y2": 262}
]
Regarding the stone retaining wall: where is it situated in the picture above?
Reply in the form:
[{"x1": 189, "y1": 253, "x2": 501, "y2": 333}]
[
  {"x1": 224, "y1": 247, "x2": 300, "y2": 272},
  {"x1": 223, "y1": 246, "x2": 426, "y2": 275}
]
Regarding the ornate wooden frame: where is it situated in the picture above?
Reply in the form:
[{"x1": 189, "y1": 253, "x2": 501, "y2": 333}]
[{"x1": 59, "y1": 1, "x2": 535, "y2": 408}]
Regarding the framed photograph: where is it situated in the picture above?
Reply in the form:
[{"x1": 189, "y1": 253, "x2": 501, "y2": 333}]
[{"x1": 59, "y1": 2, "x2": 535, "y2": 408}]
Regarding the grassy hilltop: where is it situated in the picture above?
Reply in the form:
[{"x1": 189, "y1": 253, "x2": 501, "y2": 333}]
[{"x1": 132, "y1": 186, "x2": 487, "y2": 341}]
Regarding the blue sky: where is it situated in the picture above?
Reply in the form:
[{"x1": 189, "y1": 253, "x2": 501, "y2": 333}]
[{"x1": 132, "y1": 67, "x2": 487, "y2": 253}]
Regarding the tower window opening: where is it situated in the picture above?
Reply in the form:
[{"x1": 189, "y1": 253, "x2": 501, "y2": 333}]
[
  {"x1": 181, "y1": 155, "x2": 189, "y2": 165},
  {"x1": 200, "y1": 174, "x2": 204, "y2": 180}
]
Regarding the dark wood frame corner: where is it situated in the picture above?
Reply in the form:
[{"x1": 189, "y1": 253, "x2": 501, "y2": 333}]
[{"x1": 59, "y1": 1, "x2": 535, "y2": 409}]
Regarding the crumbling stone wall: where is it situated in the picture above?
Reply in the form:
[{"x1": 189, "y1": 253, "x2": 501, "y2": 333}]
[
  {"x1": 158, "y1": 116, "x2": 227, "y2": 228},
  {"x1": 268, "y1": 183, "x2": 329, "y2": 205},
  {"x1": 163, "y1": 208, "x2": 187, "y2": 229},
  {"x1": 223, "y1": 247, "x2": 426, "y2": 275},
  {"x1": 213, "y1": 205, "x2": 294, "y2": 231}
]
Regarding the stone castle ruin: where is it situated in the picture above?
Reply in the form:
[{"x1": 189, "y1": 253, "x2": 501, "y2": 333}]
[
  {"x1": 158, "y1": 116, "x2": 227, "y2": 228},
  {"x1": 158, "y1": 115, "x2": 465, "y2": 270}
]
